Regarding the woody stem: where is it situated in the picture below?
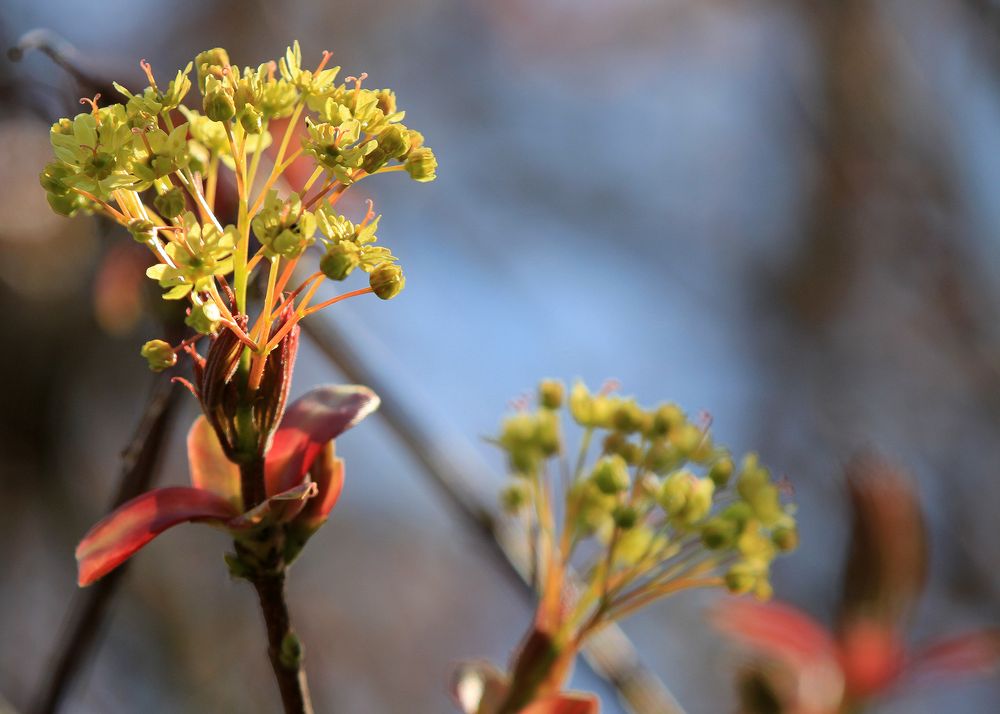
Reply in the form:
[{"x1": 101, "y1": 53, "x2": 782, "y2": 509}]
[
  {"x1": 237, "y1": 457, "x2": 313, "y2": 714},
  {"x1": 251, "y1": 570, "x2": 314, "y2": 714}
]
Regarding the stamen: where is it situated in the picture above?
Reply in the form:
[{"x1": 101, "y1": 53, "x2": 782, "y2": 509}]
[
  {"x1": 345, "y1": 72, "x2": 368, "y2": 110},
  {"x1": 360, "y1": 199, "x2": 375, "y2": 227},
  {"x1": 315, "y1": 50, "x2": 333, "y2": 74},
  {"x1": 79, "y1": 94, "x2": 101, "y2": 122},
  {"x1": 599, "y1": 378, "x2": 621, "y2": 396},
  {"x1": 344, "y1": 72, "x2": 368, "y2": 91},
  {"x1": 132, "y1": 126, "x2": 155, "y2": 156},
  {"x1": 509, "y1": 394, "x2": 531, "y2": 412},
  {"x1": 139, "y1": 59, "x2": 158, "y2": 91}
]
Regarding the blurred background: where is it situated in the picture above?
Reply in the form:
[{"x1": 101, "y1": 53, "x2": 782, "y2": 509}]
[{"x1": 1, "y1": 0, "x2": 1000, "y2": 712}]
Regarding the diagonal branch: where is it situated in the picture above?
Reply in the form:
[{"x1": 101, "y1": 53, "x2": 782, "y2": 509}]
[{"x1": 31, "y1": 377, "x2": 183, "y2": 714}]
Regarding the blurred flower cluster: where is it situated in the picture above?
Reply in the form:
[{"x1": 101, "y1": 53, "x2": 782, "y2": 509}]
[{"x1": 456, "y1": 379, "x2": 798, "y2": 713}]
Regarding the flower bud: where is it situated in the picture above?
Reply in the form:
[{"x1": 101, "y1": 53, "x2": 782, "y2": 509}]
[
  {"x1": 611, "y1": 400, "x2": 644, "y2": 433},
  {"x1": 746, "y1": 484, "x2": 783, "y2": 526},
  {"x1": 369, "y1": 262, "x2": 405, "y2": 300},
  {"x1": 47, "y1": 192, "x2": 81, "y2": 216},
  {"x1": 127, "y1": 218, "x2": 156, "y2": 243},
  {"x1": 569, "y1": 381, "x2": 595, "y2": 426},
  {"x1": 670, "y1": 423, "x2": 703, "y2": 456},
  {"x1": 240, "y1": 105, "x2": 263, "y2": 134},
  {"x1": 185, "y1": 301, "x2": 222, "y2": 335},
  {"x1": 154, "y1": 187, "x2": 185, "y2": 218},
  {"x1": 724, "y1": 563, "x2": 758, "y2": 595},
  {"x1": 404, "y1": 146, "x2": 437, "y2": 182},
  {"x1": 613, "y1": 504, "x2": 639, "y2": 530},
  {"x1": 375, "y1": 89, "x2": 397, "y2": 115},
  {"x1": 614, "y1": 525, "x2": 656, "y2": 565},
  {"x1": 320, "y1": 243, "x2": 359, "y2": 281},
  {"x1": 538, "y1": 379, "x2": 564, "y2": 410},
  {"x1": 591, "y1": 455, "x2": 630, "y2": 494},
  {"x1": 140, "y1": 339, "x2": 177, "y2": 372},
  {"x1": 361, "y1": 125, "x2": 411, "y2": 174},
  {"x1": 195, "y1": 47, "x2": 230, "y2": 91},
  {"x1": 500, "y1": 479, "x2": 530, "y2": 513},
  {"x1": 650, "y1": 403, "x2": 684, "y2": 437},
  {"x1": 701, "y1": 516, "x2": 738, "y2": 550},
  {"x1": 204, "y1": 78, "x2": 235, "y2": 123},
  {"x1": 772, "y1": 525, "x2": 798, "y2": 552},
  {"x1": 619, "y1": 441, "x2": 643, "y2": 465},
  {"x1": 377, "y1": 125, "x2": 410, "y2": 158},
  {"x1": 658, "y1": 470, "x2": 693, "y2": 517},
  {"x1": 535, "y1": 410, "x2": 561, "y2": 456},
  {"x1": 39, "y1": 162, "x2": 72, "y2": 196},
  {"x1": 709, "y1": 455, "x2": 734, "y2": 488},
  {"x1": 684, "y1": 477, "x2": 715, "y2": 524},
  {"x1": 603, "y1": 431, "x2": 627, "y2": 456},
  {"x1": 271, "y1": 228, "x2": 303, "y2": 258},
  {"x1": 720, "y1": 502, "x2": 753, "y2": 530}
]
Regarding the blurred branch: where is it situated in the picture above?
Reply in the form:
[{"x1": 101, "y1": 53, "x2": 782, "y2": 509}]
[
  {"x1": 32, "y1": 377, "x2": 182, "y2": 714},
  {"x1": 7, "y1": 29, "x2": 109, "y2": 96},
  {"x1": 301, "y1": 318, "x2": 686, "y2": 714}
]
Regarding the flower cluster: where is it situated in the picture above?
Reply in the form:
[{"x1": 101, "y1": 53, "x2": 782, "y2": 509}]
[
  {"x1": 39, "y1": 42, "x2": 435, "y2": 377},
  {"x1": 459, "y1": 380, "x2": 797, "y2": 714},
  {"x1": 498, "y1": 379, "x2": 796, "y2": 604}
]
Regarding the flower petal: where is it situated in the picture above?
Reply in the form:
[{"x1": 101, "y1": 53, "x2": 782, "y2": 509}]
[
  {"x1": 265, "y1": 384, "x2": 379, "y2": 496},
  {"x1": 187, "y1": 415, "x2": 241, "y2": 508},
  {"x1": 76, "y1": 487, "x2": 239, "y2": 586}
]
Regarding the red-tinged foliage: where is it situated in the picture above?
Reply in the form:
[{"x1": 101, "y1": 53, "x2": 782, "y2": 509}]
[
  {"x1": 188, "y1": 415, "x2": 241, "y2": 506},
  {"x1": 711, "y1": 600, "x2": 838, "y2": 666},
  {"x1": 907, "y1": 630, "x2": 1000, "y2": 681},
  {"x1": 294, "y1": 442, "x2": 344, "y2": 530},
  {"x1": 265, "y1": 384, "x2": 379, "y2": 495},
  {"x1": 75, "y1": 487, "x2": 238, "y2": 586},
  {"x1": 76, "y1": 384, "x2": 379, "y2": 587},
  {"x1": 713, "y1": 455, "x2": 1000, "y2": 714},
  {"x1": 837, "y1": 619, "x2": 905, "y2": 699}
]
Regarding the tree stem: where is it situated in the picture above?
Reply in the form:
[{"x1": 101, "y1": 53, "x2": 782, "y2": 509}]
[
  {"x1": 239, "y1": 445, "x2": 267, "y2": 509},
  {"x1": 250, "y1": 571, "x2": 314, "y2": 714},
  {"x1": 237, "y1": 459, "x2": 313, "y2": 714}
]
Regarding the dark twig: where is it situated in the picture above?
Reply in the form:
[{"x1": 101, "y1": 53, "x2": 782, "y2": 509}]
[
  {"x1": 236, "y1": 457, "x2": 313, "y2": 714},
  {"x1": 300, "y1": 317, "x2": 685, "y2": 714},
  {"x1": 32, "y1": 377, "x2": 183, "y2": 714},
  {"x1": 250, "y1": 570, "x2": 314, "y2": 714}
]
